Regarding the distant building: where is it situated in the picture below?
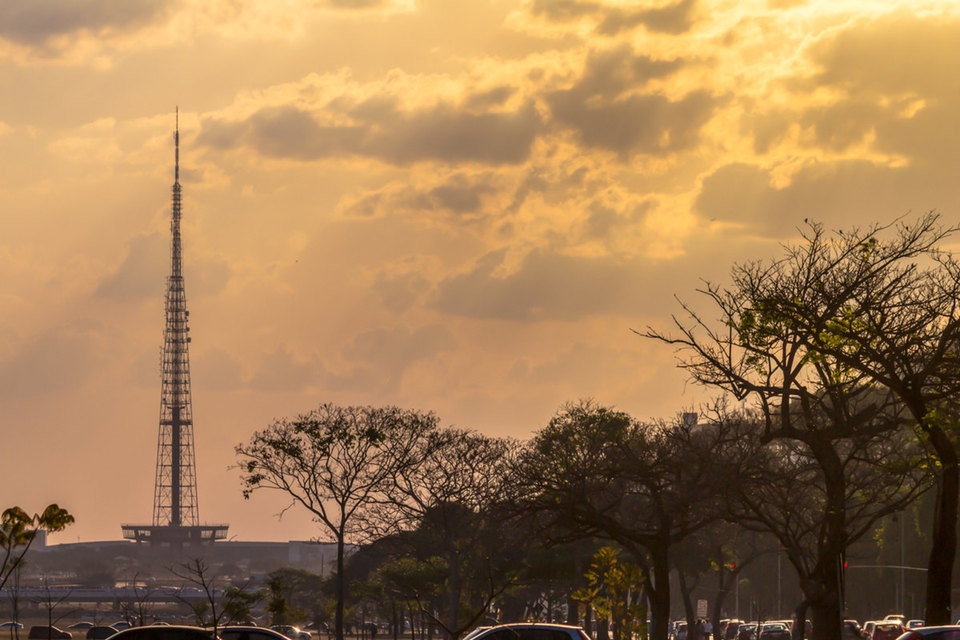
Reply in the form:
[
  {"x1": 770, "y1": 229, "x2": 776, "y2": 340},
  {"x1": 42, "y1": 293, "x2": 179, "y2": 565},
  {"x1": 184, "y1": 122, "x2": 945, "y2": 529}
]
[{"x1": 30, "y1": 537, "x2": 350, "y2": 583}]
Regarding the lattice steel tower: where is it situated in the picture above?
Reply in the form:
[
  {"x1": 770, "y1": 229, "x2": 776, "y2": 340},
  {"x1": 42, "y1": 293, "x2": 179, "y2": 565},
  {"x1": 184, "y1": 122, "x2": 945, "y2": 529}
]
[
  {"x1": 153, "y1": 108, "x2": 199, "y2": 529},
  {"x1": 122, "y1": 110, "x2": 227, "y2": 546}
]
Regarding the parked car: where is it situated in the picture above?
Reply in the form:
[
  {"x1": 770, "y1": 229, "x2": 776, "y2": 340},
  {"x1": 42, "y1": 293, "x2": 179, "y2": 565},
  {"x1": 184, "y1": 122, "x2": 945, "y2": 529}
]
[
  {"x1": 1, "y1": 623, "x2": 24, "y2": 631},
  {"x1": 907, "y1": 622, "x2": 926, "y2": 630},
  {"x1": 721, "y1": 620, "x2": 743, "y2": 640},
  {"x1": 759, "y1": 623, "x2": 790, "y2": 640},
  {"x1": 843, "y1": 620, "x2": 864, "y2": 640},
  {"x1": 737, "y1": 624, "x2": 758, "y2": 640},
  {"x1": 221, "y1": 626, "x2": 295, "y2": 640},
  {"x1": 871, "y1": 622, "x2": 905, "y2": 640},
  {"x1": 68, "y1": 625, "x2": 94, "y2": 631},
  {"x1": 110, "y1": 625, "x2": 132, "y2": 632},
  {"x1": 107, "y1": 626, "x2": 218, "y2": 640},
  {"x1": 86, "y1": 626, "x2": 119, "y2": 640},
  {"x1": 28, "y1": 627, "x2": 72, "y2": 640},
  {"x1": 865, "y1": 622, "x2": 879, "y2": 639},
  {"x1": 467, "y1": 623, "x2": 593, "y2": 640},
  {"x1": 463, "y1": 628, "x2": 493, "y2": 640},
  {"x1": 897, "y1": 626, "x2": 960, "y2": 640},
  {"x1": 270, "y1": 627, "x2": 310, "y2": 640}
]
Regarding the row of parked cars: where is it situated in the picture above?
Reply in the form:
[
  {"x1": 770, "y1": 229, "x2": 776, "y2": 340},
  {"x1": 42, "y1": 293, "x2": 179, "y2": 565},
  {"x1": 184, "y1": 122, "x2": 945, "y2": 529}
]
[
  {"x1": 677, "y1": 615, "x2": 930, "y2": 640},
  {"x1": 0, "y1": 623, "x2": 315, "y2": 640},
  {"x1": 5, "y1": 623, "x2": 591, "y2": 640}
]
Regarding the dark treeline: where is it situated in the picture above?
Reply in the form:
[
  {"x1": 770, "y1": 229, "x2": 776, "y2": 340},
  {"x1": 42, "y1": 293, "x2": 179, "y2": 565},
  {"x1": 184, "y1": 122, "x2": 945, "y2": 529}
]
[
  {"x1": 7, "y1": 216, "x2": 958, "y2": 640},
  {"x1": 237, "y1": 215, "x2": 960, "y2": 640}
]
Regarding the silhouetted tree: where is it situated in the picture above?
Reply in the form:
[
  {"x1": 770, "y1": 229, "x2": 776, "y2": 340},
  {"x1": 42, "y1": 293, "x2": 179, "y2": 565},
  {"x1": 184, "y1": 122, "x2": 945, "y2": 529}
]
[
  {"x1": 33, "y1": 578, "x2": 75, "y2": 638},
  {"x1": 772, "y1": 214, "x2": 960, "y2": 625},
  {"x1": 642, "y1": 218, "x2": 945, "y2": 638},
  {"x1": 236, "y1": 404, "x2": 440, "y2": 640},
  {"x1": 514, "y1": 401, "x2": 727, "y2": 640},
  {"x1": 5, "y1": 563, "x2": 23, "y2": 640},
  {"x1": 118, "y1": 573, "x2": 156, "y2": 627},
  {"x1": 0, "y1": 505, "x2": 74, "y2": 591},
  {"x1": 172, "y1": 557, "x2": 261, "y2": 634},
  {"x1": 266, "y1": 568, "x2": 328, "y2": 628},
  {"x1": 368, "y1": 429, "x2": 523, "y2": 639}
]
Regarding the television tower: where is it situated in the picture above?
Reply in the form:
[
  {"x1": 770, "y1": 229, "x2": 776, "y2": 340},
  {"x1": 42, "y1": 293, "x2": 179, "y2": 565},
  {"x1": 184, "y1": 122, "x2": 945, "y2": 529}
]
[{"x1": 122, "y1": 109, "x2": 227, "y2": 547}]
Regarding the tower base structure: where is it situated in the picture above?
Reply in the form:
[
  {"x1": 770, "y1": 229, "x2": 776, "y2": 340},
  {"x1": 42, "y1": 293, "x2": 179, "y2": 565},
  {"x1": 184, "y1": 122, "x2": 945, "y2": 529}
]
[{"x1": 121, "y1": 523, "x2": 228, "y2": 546}]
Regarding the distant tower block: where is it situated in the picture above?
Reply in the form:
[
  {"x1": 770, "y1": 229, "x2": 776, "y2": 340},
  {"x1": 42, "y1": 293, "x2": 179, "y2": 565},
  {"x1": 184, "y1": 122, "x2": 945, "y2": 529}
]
[{"x1": 122, "y1": 110, "x2": 228, "y2": 547}]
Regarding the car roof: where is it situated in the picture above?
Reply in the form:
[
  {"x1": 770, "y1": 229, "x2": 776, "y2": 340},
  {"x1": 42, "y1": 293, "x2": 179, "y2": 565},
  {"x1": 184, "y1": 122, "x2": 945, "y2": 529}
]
[
  {"x1": 487, "y1": 625, "x2": 585, "y2": 630},
  {"x1": 111, "y1": 626, "x2": 212, "y2": 636}
]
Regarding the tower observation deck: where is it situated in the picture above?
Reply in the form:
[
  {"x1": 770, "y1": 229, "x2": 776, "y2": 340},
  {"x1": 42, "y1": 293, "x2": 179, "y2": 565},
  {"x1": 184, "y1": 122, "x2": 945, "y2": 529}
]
[{"x1": 122, "y1": 110, "x2": 228, "y2": 547}]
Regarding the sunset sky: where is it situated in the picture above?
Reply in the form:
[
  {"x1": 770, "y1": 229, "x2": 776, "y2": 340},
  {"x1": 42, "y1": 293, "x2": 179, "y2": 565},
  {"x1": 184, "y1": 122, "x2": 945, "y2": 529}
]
[{"x1": 2, "y1": 0, "x2": 958, "y2": 544}]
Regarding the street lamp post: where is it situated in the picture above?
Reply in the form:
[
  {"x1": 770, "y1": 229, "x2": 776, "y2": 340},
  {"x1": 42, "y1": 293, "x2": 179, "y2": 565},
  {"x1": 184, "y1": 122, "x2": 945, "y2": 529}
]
[
  {"x1": 900, "y1": 513, "x2": 905, "y2": 614},
  {"x1": 778, "y1": 551, "x2": 782, "y2": 619}
]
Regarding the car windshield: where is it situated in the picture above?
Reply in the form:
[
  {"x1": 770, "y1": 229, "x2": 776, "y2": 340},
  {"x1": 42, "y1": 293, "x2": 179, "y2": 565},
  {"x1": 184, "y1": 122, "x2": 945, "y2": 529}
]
[{"x1": 482, "y1": 629, "x2": 574, "y2": 640}]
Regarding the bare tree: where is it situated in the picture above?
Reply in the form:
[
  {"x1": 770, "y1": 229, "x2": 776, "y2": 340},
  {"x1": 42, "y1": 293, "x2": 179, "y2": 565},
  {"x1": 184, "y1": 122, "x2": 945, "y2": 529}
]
[
  {"x1": 34, "y1": 578, "x2": 76, "y2": 638},
  {"x1": 6, "y1": 564, "x2": 23, "y2": 640},
  {"x1": 641, "y1": 217, "x2": 947, "y2": 638},
  {"x1": 369, "y1": 429, "x2": 522, "y2": 640},
  {"x1": 118, "y1": 573, "x2": 156, "y2": 627},
  {"x1": 236, "y1": 404, "x2": 440, "y2": 640},
  {"x1": 708, "y1": 412, "x2": 925, "y2": 639},
  {"x1": 776, "y1": 213, "x2": 960, "y2": 625},
  {"x1": 171, "y1": 557, "x2": 259, "y2": 635}
]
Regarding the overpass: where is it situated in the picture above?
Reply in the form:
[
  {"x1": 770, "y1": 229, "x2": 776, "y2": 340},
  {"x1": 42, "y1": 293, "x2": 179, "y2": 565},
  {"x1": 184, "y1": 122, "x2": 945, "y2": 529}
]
[{"x1": 1, "y1": 586, "x2": 217, "y2": 606}]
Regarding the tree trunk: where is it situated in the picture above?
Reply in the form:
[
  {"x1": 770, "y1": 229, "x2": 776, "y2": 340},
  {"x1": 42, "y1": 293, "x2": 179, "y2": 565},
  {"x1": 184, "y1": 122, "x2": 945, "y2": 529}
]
[
  {"x1": 677, "y1": 571, "x2": 697, "y2": 640},
  {"x1": 804, "y1": 549, "x2": 843, "y2": 640},
  {"x1": 791, "y1": 601, "x2": 809, "y2": 640},
  {"x1": 599, "y1": 619, "x2": 610, "y2": 640},
  {"x1": 924, "y1": 425, "x2": 958, "y2": 626},
  {"x1": 393, "y1": 601, "x2": 399, "y2": 640},
  {"x1": 800, "y1": 436, "x2": 845, "y2": 640},
  {"x1": 711, "y1": 565, "x2": 731, "y2": 640},
  {"x1": 567, "y1": 597, "x2": 579, "y2": 626},
  {"x1": 649, "y1": 547, "x2": 672, "y2": 640},
  {"x1": 447, "y1": 551, "x2": 462, "y2": 639},
  {"x1": 336, "y1": 534, "x2": 346, "y2": 640}
]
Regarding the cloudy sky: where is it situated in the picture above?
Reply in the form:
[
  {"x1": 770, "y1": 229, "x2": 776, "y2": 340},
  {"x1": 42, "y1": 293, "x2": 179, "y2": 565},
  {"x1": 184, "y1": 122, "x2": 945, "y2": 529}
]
[{"x1": 2, "y1": 0, "x2": 958, "y2": 544}]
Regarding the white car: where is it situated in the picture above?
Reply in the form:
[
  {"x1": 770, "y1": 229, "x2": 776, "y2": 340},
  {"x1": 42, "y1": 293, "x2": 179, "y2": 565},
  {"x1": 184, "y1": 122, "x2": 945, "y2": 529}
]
[
  {"x1": 464, "y1": 628, "x2": 492, "y2": 640},
  {"x1": 271, "y1": 626, "x2": 311, "y2": 640}
]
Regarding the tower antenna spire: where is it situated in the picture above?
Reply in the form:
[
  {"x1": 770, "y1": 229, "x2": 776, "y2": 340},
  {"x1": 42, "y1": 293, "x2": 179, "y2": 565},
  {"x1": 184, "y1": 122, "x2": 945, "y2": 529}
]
[{"x1": 175, "y1": 106, "x2": 179, "y2": 183}]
